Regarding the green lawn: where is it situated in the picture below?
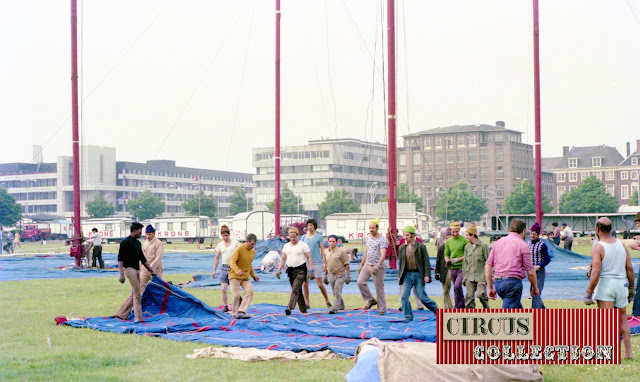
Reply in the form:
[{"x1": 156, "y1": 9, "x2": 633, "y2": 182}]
[{"x1": 1, "y1": 275, "x2": 640, "y2": 381}]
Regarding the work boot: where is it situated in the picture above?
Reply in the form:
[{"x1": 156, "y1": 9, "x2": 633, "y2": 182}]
[{"x1": 364, "y1": 299, "x2": 377, "y2": 310}]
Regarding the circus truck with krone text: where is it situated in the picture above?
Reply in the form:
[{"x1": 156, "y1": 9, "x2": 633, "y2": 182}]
[
  {"x1": 145, "y1": 216, "x2": 213, "y2": 243},
  {"x1": 82, "y1": 218, "x2": 133, "y2": 243},
  {"x1": 324, "y1": 203, "x2": 432, "y2": 242}
]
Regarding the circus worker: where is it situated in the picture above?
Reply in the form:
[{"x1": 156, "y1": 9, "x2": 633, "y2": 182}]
[
  {"x1": 323, "y1": 234, "x2": 351, "y2": 314},
  {"x1": 276, "y1": 227, "x2": 314, "y2": 315},
  {"x1": 228, "y1": 233, "x2": 260, "y2": 319}
]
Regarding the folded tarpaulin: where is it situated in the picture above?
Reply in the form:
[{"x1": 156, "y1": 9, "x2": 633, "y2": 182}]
[
  {"x1": 57, "y1": 276, "x2": 437, "y2": 358},
  {"x1": 187, "y1": 346, "x2": 340, "y2": 361}
]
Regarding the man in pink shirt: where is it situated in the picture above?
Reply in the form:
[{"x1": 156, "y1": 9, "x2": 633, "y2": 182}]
[{"x1": 485, "y1": 219, "x2": 539, "y2": 309}]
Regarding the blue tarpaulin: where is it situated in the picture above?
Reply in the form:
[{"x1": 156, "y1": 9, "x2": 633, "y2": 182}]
[{"x1": 58, "y1": 276, "x2": 436, "y2": 358}]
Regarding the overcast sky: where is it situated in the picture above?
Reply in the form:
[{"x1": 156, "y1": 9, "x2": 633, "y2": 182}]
[{"x1": 1, "y1": 0, "x2": 639, "y2": 174}]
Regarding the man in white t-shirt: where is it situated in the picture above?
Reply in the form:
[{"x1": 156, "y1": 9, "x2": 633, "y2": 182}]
[
  {"x1": 89, "y1": 228, "x2": 104, "y2": 268},
  {"x1": 276, "y1": 227, "x2": 314, "y2": 315},
  {"x1": 561, "y1": 223, "x2": 574, "y2": 251},
  {"x1": 212, "y1": 225, "x2": 241, "y2": 312},
  {"x1": 261, "y1": 250, "x2": 281, "y2": 272}
]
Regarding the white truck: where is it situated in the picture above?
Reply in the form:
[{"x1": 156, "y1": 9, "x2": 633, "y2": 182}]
[
  {"x1": 146, "y1": 216, "x2": 212, "y2": 243},
  {"x1": 325, "y1": 211, "x2": 431, "y2": 242}
]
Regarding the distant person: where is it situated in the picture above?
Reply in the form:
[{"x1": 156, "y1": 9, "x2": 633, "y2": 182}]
[
  {"x1": 89, "y1": 228, "x2": 104, "y2": 268},
  {"x1": 300, "y1": 219, "x2": 331, "y2": 308},
  {"x1": 357, "y1": 219, "x2": 388, "y2": 315},
  {"x1": 462, "y1": 225, "x2": 489, "y2": 309},
  {"x1": 527, "y1": 223, "x2": 551, "y2": 309},
  {"x1": 459, "y1": 222, "x2": 467, "y2": 238},
  {"x1": 549, "y1": 222, "x2": 561, "y2": 245},
  {"x1": 398, "y1": 225, "x2": 437, "y2": 322},
  {"x1": 0, "y1": 227, "x2": 3, "y2": 255},
  {"x1": 114, "y1": 222, "x2": 156, "y2": 322},
  {"x1": 445, "y1": 222, "x2": 468, "y2": 309},
  {"x1": 630, "y1": 212, "x2": 640, "y2": 317},
  {"x1": 261, "y1": 250, "x2": 281, "y2": 272},
  {"x1": 276, "y1": 227, "x2": 314, "y2": 315},
  {"x1": 435, "y1": 228, "x2": 453, "y2": 309},
  {"x1": 228, "y1": 233, "x2": 259, "y2": 319},
  {"x1": 324, "y1": 235, "x2": 351, "y2": 314},
  {"x1": 561, "y1": 223, "x2": 574, "y2": 251},
  {"x1": 584, "y1": 218, "x2": 634, "y2": 360},
  {"x1": 212, "y1": 225, "x2": 241, "y2": 313},
  {"x1": 485, "y1": 219, "x2": 539, "y2": 309}
]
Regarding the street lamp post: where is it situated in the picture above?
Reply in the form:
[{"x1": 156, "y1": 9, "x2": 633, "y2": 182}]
[
  {"x1": 369, "y1": 182, "x2": 379, "y2": 205},
  {"x1": 516, "y1": 178, "x2": 527, "y2": 194}
]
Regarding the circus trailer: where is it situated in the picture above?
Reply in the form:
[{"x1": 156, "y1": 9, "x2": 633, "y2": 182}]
[
  {"x1": 146, "y1": 216, "x2": 212, "y2": 243},
  {"x1": 231, "y1": 211, "x2": 275, "y2": 241},
  {"x1": 48, "y1": 220, "x2": 73, "y2": 240},
  {"x1": 82, "y1": 218, "x2": 133, "y2": 243},
  {"x1": 325, "y1": 211, "x2": 431, "y2": 242}
]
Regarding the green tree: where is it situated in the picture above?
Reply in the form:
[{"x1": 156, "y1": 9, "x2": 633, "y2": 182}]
[
  {"x1": 396, "y1": 183, "x2": 423, "y2": 211},
  {"x1": 435, "y1": 182, "x2": 488, "y2": 222},
  {"x1": 182, "y1": 191, "x2": 218, "y2": 219},
  {"x1": 0, "y1": 187, "x2": 22, "y2": 226},
  {"x1": 228, "y1": 187, "x2": 253, "y2": 216},
  {"x1": 503, "y1": 180, "x2": 553, "y2": 215},
  {"x1": 267, "y1": 185, "x2": 300, "y2": 214},
  {"x1": 86, "y1": 195, "x2": 115, "y2": 218},
  {"x1": 318, "y1": 189, "x2": 360, "y2": 219},
  {"x1": 630, "y1": 190, "x2": 639, "y2": 207},
  {"x1": 127, "y1": 190, "x2": 165, "y2": 220},
  {"x1": 558, "y1": 177, "x2": 618, "y2": 214}
]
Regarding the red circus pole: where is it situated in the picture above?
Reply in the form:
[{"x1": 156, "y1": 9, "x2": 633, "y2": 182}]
[
  {"x1": 533, "y1": 0, "x2": 543, "y2": 224},
  {"x1": 69, "y1": 0, "x2": 84, "y2": 266},
  {"x1": 387, "y1": 0, "x2": 397, "y2": 236},
  {"x1": 274, "y1": 0, "x2": 281, "y2": 237}
]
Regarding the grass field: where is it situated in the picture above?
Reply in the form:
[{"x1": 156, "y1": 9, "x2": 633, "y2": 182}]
[{"x1": 1, "y1": 274, "x2": 640, "y2": 381}]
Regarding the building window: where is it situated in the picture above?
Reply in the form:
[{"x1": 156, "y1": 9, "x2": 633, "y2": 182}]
[
  {"x1": 435, "y1": 152, "x2": 443, "y2": 164},
  {"x1": 497, "y1": 203, "x2": 503, "y2": 214},
  {"x1": 557, "y1": 186, "x2": 566, "y2": 199},
  {"x1": 480, "y1": 167, "x2": 489, "y2": 180},
  {"x1": 457, "y1": 135, "x2": 465, "y2": 146},
  {"x1": 494, "y1": 133, "x2": 504, "y2": 142},
  {"x1": 446, "y1": 151, "x2": 454, "y2": 163},
  {"x1": 435, "y1": 169, "x2": 443, "y2": 180},
  {"x1": 557, "y1": 173, "x2": 566, "y2": 182},
  {"x1": 425, "y1": 187, "x2": 432, "y2": 198},
  {"x1": 621, "y1": 185, "x2": 629, "y2": 199},
  {"x1": 480, "y1": 149, "x2": 488, "y2": 162},
  {"x1": 399, "y1": 154, "x2": 406, "y2": 166},
  {"x1": 412, "y1": 153, "x2": 421, "y2": 166},
  {"x1": 413, "y1": 171, "x2": 421, "y2": 183},
  {"x1": 621, "y1": 171, "x2": 628, "y2": 180},
  {"x1": 399, "y1": 171, "x2": 407, "y2": 183},
  {"x1": 469, "y1": 151, "x2": 477, "y2": 162},
  {"x1": 457, "y1": 151, "x2": 465, "y2": 163},
  {"x1": 496, "y1": 166, "x2": 504, "y2": 179},
  {"x1": 632, "y1": 171, "x2": 639, "y2": 180},
  {"x1": 581, "y1": 172, "x2": 588, "y2": 181},
  {"x1": 568, "y1": 158, "x2": 578, "y2": 168},
  {"x1": 606, "y1": 184, "x2": 615, "y2": 197},
  {"x1": 469, "y1": 168, "x2": 477, "y2": 180},
  {"x1": 497, "y1": 184, "x2": 504, "y2": 197},
  {"x1": 482, "y1": 185, "x2": 489, "y2": 198},
  {"x1": 569, "y1": 172, "x2": 577, "y2": 182},
  {"x1": 605, "y1": 171, "x2": 614, "y2": 180},
  {"x1": 592, "y1": 171, "x2": 602, "y2": 180},
  {"x1": 445, "y1": 136, "x2": 453, "y2": 149},
  {"x1": 592, "y1": 157, "x2": 602, "y2": 167},
  {"x1": 435, "y1": 136, "x2": 442, "y2": 147},
  {"x1": 423, "y1": 153, "x2": 432, "y2": 164},
  {"x1": 424, "y1": 171, "x2": 433, "y2": 181},
  {"x1": 447, "y1": 171, "x2": 455, "y2": 181},
  {"x1": 468, "y1": 134, "x2": 476, "y2": 145},
  {"x1": 424, "y1": 137, "x2": 431, "y2": 149},
  {"x1": 458, "y1": 169, "x2": 466, "y2": 180},
  {"x1": 495, "y1": 148, "x2": 503, "y2": 161},
  {"x1": 633, "y1": 157, "x2": 638, "y2": 165}
]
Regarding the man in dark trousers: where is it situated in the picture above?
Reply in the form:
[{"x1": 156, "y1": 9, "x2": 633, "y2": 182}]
[
  {"x1": 114, "y1": 222, "x2": 156, "y2": 322},
  {"x1": 398, "y1": 225, "x2": 437, "y2": 322},
  {"x1": 434, "y1": 228, "x2": 452, "y2": 309}
]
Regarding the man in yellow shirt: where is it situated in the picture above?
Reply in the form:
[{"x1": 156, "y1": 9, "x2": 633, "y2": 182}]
[{"x1": 228, "y1": 233, "x2": 259, "y2": 319}]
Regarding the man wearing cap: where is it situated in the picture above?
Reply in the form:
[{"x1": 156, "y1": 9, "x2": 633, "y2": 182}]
[
  {"x1": 584, "y1": 218, "x2": 634, "y2": 359},
  {"x1": 462, "y1": 225, "x2": 489, "y2": 309},
  {"x1": 435, "y1": 227, "x2": 453, "y2": 309},
  {"x1": 357, "y1": 218, "x2": 388, "y2": 315},
  {"x1": 561, "y1": 223, "x2": 574, "y2": 251},
  {"x1": 445, "y1": 222, "x2": 468, "y2": 309},
  {"x1": 276, "y1": 227, "x2": 314, "y2": 315},
  {"x1": 115, "y1": 222, "x2": 157, "y2": 322},
  {"x1": 527, "y1": 223, "x2": 551, "y2": 309},
  {"x1": 228, "y1": 233, "x2": 259, "y2": 319},
  {"x1": 398, "y1": 225, "x2": 437, "y2": 321},
  {"x1": 631, "y1": 212, "x2": 640, "y2": 317},
  {"x1": 549, "y1": 222, "x2": 561, "y2": 246},
  {"x1": 485, "y1": 219, "x2": 539, "y2": 309},
  {"x1": 324, "y1": 234, "x2": 351, "y2": 314}
]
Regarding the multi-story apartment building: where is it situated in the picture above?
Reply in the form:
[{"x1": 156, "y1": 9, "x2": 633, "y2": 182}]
[
  {"x1": 550, "y1": 143, "x2": 640, "y2": 210},
  {"x1": 252, "y1": 138, "x2": 387, "y2": 217},
  {"x1": 398, "y1": 121, "x2": 542, "y2": 220},
  {"x1": 0, "y1": 145, "x2": 254, "y2": 219}
]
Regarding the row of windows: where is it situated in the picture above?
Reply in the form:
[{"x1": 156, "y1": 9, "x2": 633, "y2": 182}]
[
  {"x1": 558, "y1": 183, "x2": 639, "y2": 200},
  {"x1": 420, "y1": 184, "x2": 506, "y2": 199},
  {"x1": 0, "y1": 179, "x2": 57, "y2": 188},
  {"x1": 255, "y1": 150, "x2": 331, "y2": 161},
  {"x1": 258, "y1": 165, "x2": 385, "y2": 177},
  {"x1": 408, "y1": 132, "x2": 522, "y2": 149},
  {"x1": 22, "y1": 204, "x2": 57, "y2": 213},
  {"x1": 400, "y1": 147, "x2": 532, "y2": 167},
  {"x1": 12, "y1": 191, "x2": 58, "y2": 201},
  {"x1": 557, "y1": 170, "x2": 640, "y2": 182},
  {"x1": 122, "y1": 169, "x2": 250, "y2": 183}
]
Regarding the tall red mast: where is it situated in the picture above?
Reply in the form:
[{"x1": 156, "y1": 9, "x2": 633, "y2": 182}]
[
  {"x1": 70, "y1": 0, "x2": 83, "y2": 266},
  {"x1": 274, "y1": 0, "x2": 281, "y2": 237},
  {"x1": 533, "y1": 0, "x2": 543, "y2": 223},
  {"x1": 387, "y1": 0, "x2": 397, "y2": 236}
]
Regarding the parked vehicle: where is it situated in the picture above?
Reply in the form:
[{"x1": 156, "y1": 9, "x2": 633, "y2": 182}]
[
  {"x1": 145, "y1": 216, "x2": 213, "y2": 243},
  {"x1": 19, "y1": 224, "x2": 52, "y2": 242}
]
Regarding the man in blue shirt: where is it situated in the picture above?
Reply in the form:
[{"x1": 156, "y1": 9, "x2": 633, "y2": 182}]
[{"x1": 301, "y1": 219, "x2": 331, "y2": 308}]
